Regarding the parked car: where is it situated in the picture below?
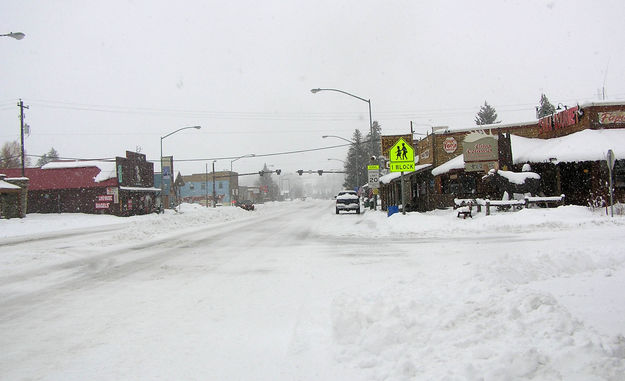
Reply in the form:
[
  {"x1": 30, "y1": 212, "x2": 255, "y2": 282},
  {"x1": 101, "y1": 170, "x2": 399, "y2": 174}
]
[
  {"x1": 335, "y1": 190, "x2": 360, "y2": 214},
  {"x1": 236, "y1": 200, "x2": 255, "y2": 211}
]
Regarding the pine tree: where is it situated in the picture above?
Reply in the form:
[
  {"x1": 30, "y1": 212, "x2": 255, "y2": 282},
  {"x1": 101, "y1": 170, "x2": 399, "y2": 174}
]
[
  {"x1": 255, "y1": 163, "x2": 280, "y2": 201},
  {"x1": 537, "y1": 94, "x2": 556, "y2": 118},
  {"x1": 475, "y1": 101, "x2": 500, "y2": 125},
  {"x1": 343, "y1": 129, "x2": 367, "y2": 190},
  {"x1": 365, "y1": 120, "x2": 382, "y2": 159},
  {"x1": 36, "y1": 147, "x2": 60, "y2": 167}
]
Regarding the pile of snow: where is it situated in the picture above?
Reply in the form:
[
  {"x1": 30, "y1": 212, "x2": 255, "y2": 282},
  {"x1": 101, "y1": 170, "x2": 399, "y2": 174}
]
[
  {"x1": 312, "y1": 204, "x2": 625, "y2": 238},
  {"x1": 0, "y1": 203, "x2": 255, "y2": 240},
  {"x1": 484, "y1": 168, "x2": 540, "y2": 184}
]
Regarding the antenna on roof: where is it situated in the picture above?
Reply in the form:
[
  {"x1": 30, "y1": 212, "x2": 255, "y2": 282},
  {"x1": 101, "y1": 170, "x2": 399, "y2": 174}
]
[{"x1": 602, "y1": 56, "x2": 610, "y2": 101}]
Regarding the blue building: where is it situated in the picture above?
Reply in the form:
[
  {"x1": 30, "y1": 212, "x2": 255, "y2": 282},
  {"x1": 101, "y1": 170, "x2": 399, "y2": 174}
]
[{"x1": 178, "y1": 171, "x2": 237, "y2": 206}]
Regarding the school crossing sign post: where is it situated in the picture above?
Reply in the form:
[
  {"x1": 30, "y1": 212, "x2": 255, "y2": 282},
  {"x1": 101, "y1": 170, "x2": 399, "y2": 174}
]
[
  {"x1": 388, "y1": 137, "x2": 415, "y2": 215},
  {"x1": 389, "y1": 138, "x2": 415, "y2": 172}
]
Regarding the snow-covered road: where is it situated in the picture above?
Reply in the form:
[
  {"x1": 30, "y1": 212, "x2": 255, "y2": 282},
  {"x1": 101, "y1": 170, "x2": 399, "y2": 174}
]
[{"x1": 1, "y1": 200, "x2": 625, "y2": 380}]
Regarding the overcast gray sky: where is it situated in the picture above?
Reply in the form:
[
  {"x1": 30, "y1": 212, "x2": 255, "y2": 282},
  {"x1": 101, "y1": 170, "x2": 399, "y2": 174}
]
[{"x1": 2, "y1": 0, "x2": 624, "y2": 176}]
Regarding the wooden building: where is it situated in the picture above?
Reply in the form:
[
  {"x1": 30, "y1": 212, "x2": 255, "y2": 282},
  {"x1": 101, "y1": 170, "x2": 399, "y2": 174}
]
[
  {"x1": 380, "y1": 101, "x2": 625, "y2": 211},
  {"x1": 0, "y1": 151, "x2": 160, "y2": 216}
]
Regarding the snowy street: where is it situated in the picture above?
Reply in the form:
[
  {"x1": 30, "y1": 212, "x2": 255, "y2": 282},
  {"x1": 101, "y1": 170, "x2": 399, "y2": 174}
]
[{"x1": 2, "y1": 200, "x2": 625, "y2": 380}]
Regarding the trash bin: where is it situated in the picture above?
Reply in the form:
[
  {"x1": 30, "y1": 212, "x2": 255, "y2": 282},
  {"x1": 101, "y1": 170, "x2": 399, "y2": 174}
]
[{"x1": 387, "y1": 205, "x2": 399, "y2": 217}]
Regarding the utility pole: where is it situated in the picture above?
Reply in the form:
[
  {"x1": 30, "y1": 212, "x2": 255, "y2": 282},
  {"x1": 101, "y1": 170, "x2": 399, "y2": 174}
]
[
  {"x1": 205, "y1": 163, "x2": 209, "y2": 208},
  {"x1": 212, "y1": 161, "x2": 217, "y2": 208},
  {"x1": 18, "y1": 99, "x2": 29, "y2": 177}
]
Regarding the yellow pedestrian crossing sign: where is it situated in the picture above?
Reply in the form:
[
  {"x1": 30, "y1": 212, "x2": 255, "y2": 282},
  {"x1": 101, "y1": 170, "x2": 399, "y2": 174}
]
[{"x1": 389, "y1": 138, "x2": 415, "y2": 172}]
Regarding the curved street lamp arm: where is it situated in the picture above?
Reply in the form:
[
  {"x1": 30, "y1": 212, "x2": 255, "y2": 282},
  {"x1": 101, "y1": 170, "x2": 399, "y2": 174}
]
[
  {"x1": 311, "y1": 88, "x2": 369, "y2": 104},
  {"x1": 322, "y1": 135, "x2": 355, "y2": 144},
  {"x1": 161, "y1": 125, "x2": 201, "y2": 140},
  {"x1": 1, "y1": 32, "x2": 25, "y2": 40}
]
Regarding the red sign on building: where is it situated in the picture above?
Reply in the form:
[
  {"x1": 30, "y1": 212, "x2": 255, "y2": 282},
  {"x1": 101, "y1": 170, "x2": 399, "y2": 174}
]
[{"x1": 95, "y1": 202, "x2": 110, "y2": 209}]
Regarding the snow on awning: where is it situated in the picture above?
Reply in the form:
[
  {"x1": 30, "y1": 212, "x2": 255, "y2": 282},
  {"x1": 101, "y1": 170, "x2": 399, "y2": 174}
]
[
  {"x1": 42, "y1": 161, "x2": 117, "y2": 182},
  {"x1": 120, "y1": 186, "x2": 161, "y2": 192},
  {"x1": 379, "y1": 164, "x2": 432, "y2": 184},
  {"x1": 431, "y1": 128, "x2": 625, "y2": 176}
]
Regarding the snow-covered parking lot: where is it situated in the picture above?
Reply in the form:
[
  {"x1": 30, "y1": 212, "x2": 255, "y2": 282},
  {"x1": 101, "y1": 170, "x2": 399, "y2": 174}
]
[{"x1": 1, "y1": 200, "x2": 625, "y2": 380}]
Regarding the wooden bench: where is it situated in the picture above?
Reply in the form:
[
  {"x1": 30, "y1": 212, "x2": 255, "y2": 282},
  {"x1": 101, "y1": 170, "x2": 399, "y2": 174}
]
[
  {"x1": 454, "y1": 199, "x2": 474, "y2": 219},
  {"x1": 457, "y1": 205, "x2": 473, "y2": 219},
  {"x1": 525, "y1": 195, "x2": 565, "y2": 208}
]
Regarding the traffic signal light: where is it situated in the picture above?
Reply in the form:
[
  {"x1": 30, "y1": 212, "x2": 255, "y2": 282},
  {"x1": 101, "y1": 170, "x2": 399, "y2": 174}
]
[
  {"x1": 317, "y1": 170, "x2": 323, "y2": 176},
  {"x1": 297, "y1": 170, "x2": 303, "y2": 176},
  {"x1": 276, "y1": 169, "x2": 281, "y2": 175}
]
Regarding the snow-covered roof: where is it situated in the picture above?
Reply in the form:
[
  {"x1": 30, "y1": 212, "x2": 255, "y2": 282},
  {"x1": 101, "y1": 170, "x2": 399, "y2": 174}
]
[
  {"x1": 0, "y1": 179, "x2": 21, "y2": 190},
  {"x1": 432, "y1": 128, "x2": 625, "y2": 176},
  {"x1": 379, "y1": 164, "x2": 432, "y2": 184},
  {"x1": 434, "y1": 120, "x2": 537, "y2": 135},
  {"x1": 511, "y1": 128, "x2": 625, "y2": 164},
  {"x1": 434, "y1": 101, "x2": 625, "y2": 134},
  {"x1": 42, "y1": 161, "x2": 117, "y2": 182}
]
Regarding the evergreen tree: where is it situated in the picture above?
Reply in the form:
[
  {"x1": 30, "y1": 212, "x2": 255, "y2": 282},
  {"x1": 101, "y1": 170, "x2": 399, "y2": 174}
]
[
  {"x1": 365, "y1": 120, "x2": 383, "y2": 160},
  {"x1": 255, "y1": 163, "x2": 280, "y2": 201},
  {"x1": 537, "y1": 94, "x2": 556, "y2": 118},
  {"x1": 36, "y1": 147, "x2": 60, "y2": 167},
  {"x1": 475, "y1": 101, "x2": 500, "y2": 125},
  {"x1": 343, "y1": 129, "x2": 367, "y2": 190}
]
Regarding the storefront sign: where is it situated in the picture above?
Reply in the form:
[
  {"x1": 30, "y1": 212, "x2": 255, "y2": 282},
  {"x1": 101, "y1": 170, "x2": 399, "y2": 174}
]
[
  {"x1": 443, "y1": 137, "x2": 457, "y2": 153},
  {"x1": 97, "y1": 195, "x2": 114, "y2": 202},
  {"x1": 420, "y1": 149, "x2": 430, "y2": 160},
  {"x1": 598, "y1": 111, "x2": 625, "y2": 124},
  {"x1": 462, "y1": 133, "x2": 498, "y2": 162},
  {"x1": 539, "y1": 106, "x2": 580, "y2": 135},
  {"x1": 95, "y1": 202, "x2": 110, "y2": 209},
  {"x1": 107, "y1": 187, "x2": 119, "y2": 203},
  {"x1": 465, "y1": 161, "x2": 498, "y2": 172}
]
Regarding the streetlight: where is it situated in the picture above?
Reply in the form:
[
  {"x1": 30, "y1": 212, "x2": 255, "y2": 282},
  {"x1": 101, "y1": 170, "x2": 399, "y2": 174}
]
[
  {"x1": 230, "y1": 154, "x2": 256, "y2": 172},
  {"x1": 1, "y1": 32, "x2": 25, "y2": 40},
  {"x1": 322, "y1": 135, "x2": 353, "y2": 144},
  {"x1": 323, "y1": 136, "x2": 361, "y2": 191},
  {"x1": 160, "y1": 125, "x2": 201, "y2": 209},
  {"x1": 311, "y1": 88, "x2": 374, "y2": 150},
  {"x1": 312, "y1": 88, "x2": 378, "y2": 208},
  {"x1": 230, "y1": 154, "x2": 255, "y2": 204}
]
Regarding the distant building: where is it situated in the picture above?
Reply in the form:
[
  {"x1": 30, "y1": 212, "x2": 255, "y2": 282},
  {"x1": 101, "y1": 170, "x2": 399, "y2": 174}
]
[
  {"x1": 0, "y1": 151, "x2": 159, "y2": 216},
  {"x1": 177, "y1": 171, "x2": 238, "y2": 206}
]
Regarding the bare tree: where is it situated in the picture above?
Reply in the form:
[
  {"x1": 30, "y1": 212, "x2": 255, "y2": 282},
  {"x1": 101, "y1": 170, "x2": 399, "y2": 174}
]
[{"x1": 0, "y1": 141, "x2": 29, "y2": 168}]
